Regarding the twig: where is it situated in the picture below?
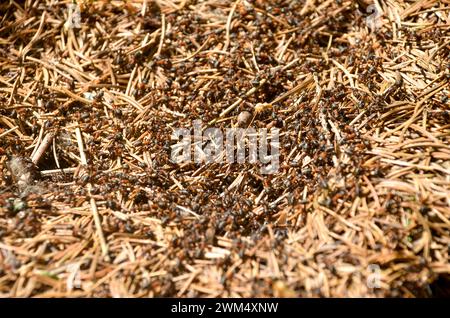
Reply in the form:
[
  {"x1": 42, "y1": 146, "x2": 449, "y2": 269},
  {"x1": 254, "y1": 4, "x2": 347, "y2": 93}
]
[
  {"x1": 31, "y1": 132, "x2": 55, "y2": 165},
  {"x1": 75, "y1": 126, "x2": 109, "y2": 259}
]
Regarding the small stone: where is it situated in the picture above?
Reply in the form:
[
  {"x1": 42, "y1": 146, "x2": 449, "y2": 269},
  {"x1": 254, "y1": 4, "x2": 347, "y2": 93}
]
[
  {"x1": 13, "y1": 198, "x2": 27, "y2": 212},
  {"x1": 237, "y1": 110, "x2": 252, "y2": 127},
  {"x1": 7, "y1": 156, "x2": 39, "y2": 188}
]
